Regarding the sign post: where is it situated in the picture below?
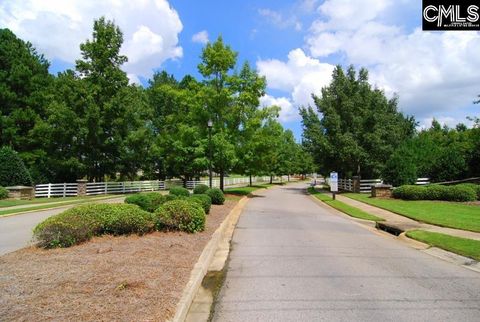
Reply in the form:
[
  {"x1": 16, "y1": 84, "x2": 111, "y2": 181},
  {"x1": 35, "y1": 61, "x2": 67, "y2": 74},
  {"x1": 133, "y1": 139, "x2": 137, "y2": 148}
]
[{"x1": 330, "y1": 172, "x2": 338, "y2": 200}]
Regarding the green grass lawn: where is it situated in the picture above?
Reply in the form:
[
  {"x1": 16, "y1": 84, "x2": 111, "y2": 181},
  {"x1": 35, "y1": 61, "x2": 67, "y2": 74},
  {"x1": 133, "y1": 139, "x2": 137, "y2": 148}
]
[
  {"x1": 406, "y1": 230, "x2": 480, "y2": 261},
  {"x1": 0, "y1": 195, "x2": 100, "y2": 208},
  {"x1": 224, "y1": 184, "x2": 273, "y2": 196},
  {"x1": 309, "y1": 188, "x2": 384, "y2": 222},
  {"x1": 344, "y1": 193, "x2": 480, "y2": 232},
  {"x1": 0, "y1": 195, "x2": 122, "y2": 216}
]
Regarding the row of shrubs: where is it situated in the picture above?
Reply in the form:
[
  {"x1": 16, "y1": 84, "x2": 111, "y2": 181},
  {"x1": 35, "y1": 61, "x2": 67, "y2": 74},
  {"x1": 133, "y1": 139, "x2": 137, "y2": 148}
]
[
  {"x1": 392, "y1": 183, "x2": 480, "y2": 202},
  {"x1": 124, "y1": 185, "x2": 224, "y2": 213},
  {"x1": 0, "y1": 186, "x2": 8, "y2": 200},
  {"x1": 34, "y1": 185, "x2": 226, "y2": 248}
]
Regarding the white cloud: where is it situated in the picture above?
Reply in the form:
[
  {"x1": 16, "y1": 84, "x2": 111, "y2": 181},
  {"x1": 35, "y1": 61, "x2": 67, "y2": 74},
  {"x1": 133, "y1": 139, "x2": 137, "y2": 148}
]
[
  {"x1": 258, "y1": 8, "x2": 302, "y2": 31},
  {"x1": 259, "y1": 95, "x2": 298, "y2": 123},
  {"x1": 0, "y1": 0, "x2": 183, "y2": 82},
  {"x1": 305, "y1": 0, "x2": 480, "y2": 119},
  {"x1": 257, "y1": 48, "x2": 334, "y2": 109},
  {"x1": 192, "y1": 30, "x2": 209, "y2": 44}
]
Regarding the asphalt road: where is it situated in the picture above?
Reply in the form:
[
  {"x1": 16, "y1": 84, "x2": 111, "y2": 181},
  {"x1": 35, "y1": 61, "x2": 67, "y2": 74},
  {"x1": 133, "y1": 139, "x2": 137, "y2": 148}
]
[
  {"x1": 0, "y1": 197, "x2": 125, "y2": 256},
  {"x1": 212, "y1": 183, "x2": 480, "y2": 322}
]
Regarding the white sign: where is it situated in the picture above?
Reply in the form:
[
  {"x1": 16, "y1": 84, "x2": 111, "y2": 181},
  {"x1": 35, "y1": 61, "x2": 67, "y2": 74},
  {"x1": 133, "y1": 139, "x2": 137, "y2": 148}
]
[{"x1": 330, "y1": 172, "x2": 338, "y2": 192}]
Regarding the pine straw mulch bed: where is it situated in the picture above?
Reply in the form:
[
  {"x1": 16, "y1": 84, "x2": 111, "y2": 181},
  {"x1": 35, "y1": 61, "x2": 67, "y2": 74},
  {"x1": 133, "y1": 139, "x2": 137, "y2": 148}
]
[{"x1": 0, "y1": 199, "x2": 238, "y2": 322}]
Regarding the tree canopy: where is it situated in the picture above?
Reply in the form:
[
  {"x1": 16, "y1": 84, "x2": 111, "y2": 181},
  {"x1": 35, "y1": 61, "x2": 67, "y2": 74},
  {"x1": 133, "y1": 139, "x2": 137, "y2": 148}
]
[{"x1": 0, "y1": 21, "x2": 304, "y2": 187}]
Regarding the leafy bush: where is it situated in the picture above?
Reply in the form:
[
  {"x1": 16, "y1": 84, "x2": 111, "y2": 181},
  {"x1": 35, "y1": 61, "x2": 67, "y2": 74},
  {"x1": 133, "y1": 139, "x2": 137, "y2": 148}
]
[
  {"x1": 169, "y1": 186, "x2": 190, "y2": 197},
  {"x1": 383, "y1": 150, "x2": 418, "y2": 187},
  {"x1": 392, "y1": 185, "x2": 427, "y2": 200},
  {"x1": 206, "y1": 188, "x2": 225, "y2": 205},
  {"x1": 164, "y1": 194, "x2": 179, "y2": 202},
  {"x1": 193, "y1": 184, "x2": 209, "y2": 195},
  {"x1": 190, "y1": 194, "x2": 212, "y2": 214},
  {"x1": 0, "y1": 186, "x2": 8, "y2": 199},
  {"x1": 441, "y1": 185, "x2": 477, "y2": 202},
  {"x1": 393, "y1": 184, "x2": 477, "y2": 202},
  {"x1": 422, "y1": 184, "x2": 448, "y2": 200},
  {"x1": 0, "y1": 146, "x2": 32, "y2": 186},
  {"x1": 125, "y1": 192, "x2": 166, "y2": 212},
  {"x1": 33, "y1": 204, "x2": 154, "y2": 248},
  {"x1": 456, "y1": 183, "x2": 480, "y2": 200},
  {"x1": 155, "y1": 199, "x2": 205, "y2": 233}
]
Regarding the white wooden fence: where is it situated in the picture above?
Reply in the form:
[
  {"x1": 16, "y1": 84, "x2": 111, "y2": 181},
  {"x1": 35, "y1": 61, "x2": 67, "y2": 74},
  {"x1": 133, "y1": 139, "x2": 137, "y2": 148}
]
[
  {"x1": 336, "y1": 177, "x2": 430, "y2": 193},
  {"x1": 186, "y1": 176, "x2": 275, "y2": 189},
  {"x1": 86, "y1": 181, "x2": 165, "y2": 196},
  {"x1": 35, "y1": 183, "x2": 78, "y2": 198},
  {"x1": 35, "y1": 180, "x2": 166, "y2": 198}
]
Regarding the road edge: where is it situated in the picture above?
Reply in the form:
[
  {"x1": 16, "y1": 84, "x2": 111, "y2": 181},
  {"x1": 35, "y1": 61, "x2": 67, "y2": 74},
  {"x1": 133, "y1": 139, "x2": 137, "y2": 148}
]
[
  {"x1": 308, "y1": 193, "x2": 480, "y2": 274},
  {"x1": 169, "y1": 196, "x2": 249, "y2": 322}
]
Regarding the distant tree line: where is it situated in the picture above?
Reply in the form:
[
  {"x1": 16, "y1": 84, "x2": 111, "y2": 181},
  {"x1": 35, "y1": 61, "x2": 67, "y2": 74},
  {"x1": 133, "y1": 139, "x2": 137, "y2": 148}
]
[
  {"x1": 0, "y1": 17, "x2": 313, "y2": 186},
  {"x1": 300, "y1": 65, "x2": 480, "y2": 185}
]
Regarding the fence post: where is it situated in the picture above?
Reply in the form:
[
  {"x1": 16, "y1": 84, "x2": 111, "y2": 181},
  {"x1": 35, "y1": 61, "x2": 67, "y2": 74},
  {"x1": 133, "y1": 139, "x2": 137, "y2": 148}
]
[
  {"x1": 352, "y1": 176, "x2": 361, "y2": 193},
  {"x1": 63, "y1": 183, "x2": 66, "y2": 197},
  {"x1": 77, "y1": 179, "x2": 87, "y2": 197},
  {"x1": 47, "y1": 183, "x2": 51, "y2": 198}
]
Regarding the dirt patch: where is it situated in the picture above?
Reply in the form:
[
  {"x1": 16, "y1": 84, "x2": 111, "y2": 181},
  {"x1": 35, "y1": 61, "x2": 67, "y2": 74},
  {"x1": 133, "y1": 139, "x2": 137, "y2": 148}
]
[{"x1": 0, "y1": 200, "x2": 237, "y2": 322}]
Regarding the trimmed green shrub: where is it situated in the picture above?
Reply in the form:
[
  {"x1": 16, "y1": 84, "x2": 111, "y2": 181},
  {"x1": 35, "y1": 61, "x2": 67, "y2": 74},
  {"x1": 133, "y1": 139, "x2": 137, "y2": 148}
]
[
  {"x1": 0, "y1": 186, "x2": 8, "y2": 199},
  {"x1": 33, "y1": 204, "x2": 154, "y2": 248},
  {"x1": 193, "y1": 184, "x2": 209, "y2": 195},
  {"x1": 169, "y1": 186, "x2": 190, "y2": 197},
  {"x1": 0, "y1": 146, "x2": 32, "y2": 186},
  {"x1": 155, "y1": 200, "x2": 205, "y2": 233},
  {"x1": 164, "y1": 194, "x2": 179, "y2": 202},
  {"x1": 392, "y1": 185, "x2": 427, "y2": 200},
  {"x1": 190, "y1": 194, "x2": 212, "y2": 214},
  {"x1": 456, "y1": 183, "x2": 480, "y2": 200},
  {"x1": 206, "y1": 188, "x2": 225, "y2": 205},
  {"x1": 125, "y1": 192, "x2": 166, "y2": 212},
  {"x1": 393, "y1": 184, "x2": 477, "y2": 202},
  {"x1": 424, "y1": 185, "x2": 449, "y2": 200},
  {"x1": 441, "y1": 185, "x2": 477, "y2": 202}
]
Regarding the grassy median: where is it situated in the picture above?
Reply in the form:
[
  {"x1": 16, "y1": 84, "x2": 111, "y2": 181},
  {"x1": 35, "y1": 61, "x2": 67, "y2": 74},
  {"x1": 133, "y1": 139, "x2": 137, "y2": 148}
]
[
  {"x1": 225, "y1": 184, "x2": 273, "y2": 196},
  {"x1": 344, "y1": 193, "x2": 480, "y2": 233},
  {"x1": 309, "y1": 188, "x2": 384, "y2": 222},
  {"x1": 406, "y1": 230, "x2": 480, "y2": 261}
]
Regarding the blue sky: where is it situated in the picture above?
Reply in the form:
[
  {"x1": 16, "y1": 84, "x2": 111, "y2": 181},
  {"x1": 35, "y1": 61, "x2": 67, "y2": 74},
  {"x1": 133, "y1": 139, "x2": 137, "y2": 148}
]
[{"x1": 2, "y1": 0, "x2": 479, "y2": 140}]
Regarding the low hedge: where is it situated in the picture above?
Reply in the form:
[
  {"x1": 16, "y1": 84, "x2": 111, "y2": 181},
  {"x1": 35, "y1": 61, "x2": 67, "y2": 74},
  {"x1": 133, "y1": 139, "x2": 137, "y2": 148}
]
[
  {"x1": 125, "y1": 192, "x2": 165, "y2": 212},
  {"x1": 33, "y1": 204, "x2": 155, "y2": 248},
  {"x1": 193, "y1": 184, "x2": 209, "y2": 195},
  {"x1": 190, "y1": 194, "x2": 212, "y2": 214},
  {"x1": 392, "y1": 185, "x2": 426, "y2": 200},
  {"x1": 155, "y1": 199, "x2": 205, "y2": 233},
  {"x1": 206, "y1": 188, "x2": 225, "y2": 205},
  {"x1": 0, "y1": 186, "x2": 8, "y2": 199},
  {"x1": 457, "y1": 183, "x2": 480, "y2": 200},
  {"x1": 393, "y1": 184, "x2": 477, "y2": 202},
  {"x1": 169, "y1": 186, "x2": 190, "y2": 197}
]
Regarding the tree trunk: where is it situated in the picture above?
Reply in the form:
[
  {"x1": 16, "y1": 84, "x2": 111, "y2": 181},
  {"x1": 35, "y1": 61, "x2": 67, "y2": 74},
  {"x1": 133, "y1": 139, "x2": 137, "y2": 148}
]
[
  {"x1": 249, "y1": 174, "x2": 252, "y2": 186},
  {"x1": 270, "y1": 175, "x2": 273, "y2": 184},
  {"x1": 220, "y1": 171, "x2": 224, "y2": 191},
  {"x1": 288, "y1": 174, "x2": 290, "y2": 182}
]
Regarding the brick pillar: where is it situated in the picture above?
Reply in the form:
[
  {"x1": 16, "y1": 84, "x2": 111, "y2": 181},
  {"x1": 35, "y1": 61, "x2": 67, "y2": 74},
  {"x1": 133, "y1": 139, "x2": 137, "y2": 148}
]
[
  {"x1": 352, "y1": 176, "x2": 361, "y2": 193},
  {"x1": 77, "y1": 179, "x2": 88, "y2": 197}
]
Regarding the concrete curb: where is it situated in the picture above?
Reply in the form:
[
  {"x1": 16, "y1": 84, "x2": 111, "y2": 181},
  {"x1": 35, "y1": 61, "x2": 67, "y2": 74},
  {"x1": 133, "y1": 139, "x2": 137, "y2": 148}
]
[
  {"x1": 307, "y1": 193, "x2": 377, "y2": 228},
  {"x1": 169, "y1": 196, "x2": 249, "y2": 322}
]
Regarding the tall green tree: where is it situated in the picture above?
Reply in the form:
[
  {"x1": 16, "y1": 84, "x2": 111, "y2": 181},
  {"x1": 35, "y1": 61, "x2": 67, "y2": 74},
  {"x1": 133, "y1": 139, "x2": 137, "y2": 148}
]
[
  {"x1": 198, "y1": 37, "x2": 266, "y2": 190},
  {"x1": 0, "y1": 28, "x2": 52, "y2": 168},
  {"x1": 302, "y1": 65, "x2": 415, "y2": 178},
  {"x1": 74, "y1": 17, "x2": 145, "y2": 181}
]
